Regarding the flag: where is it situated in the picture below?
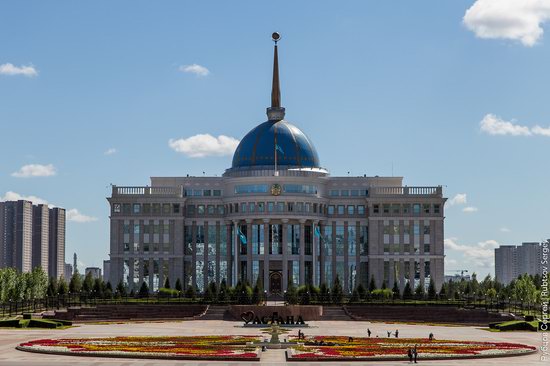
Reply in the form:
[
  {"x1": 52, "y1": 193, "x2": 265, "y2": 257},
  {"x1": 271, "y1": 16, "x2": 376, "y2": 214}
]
[
  {"x1": 237, "y1": 227, "x2": 247, "y2": 245},
  {"x1": 314, "y1": 226, "x2": 321, "y2": 238},
  {"x1": 275, "y1": 144, "x2": 284, "y2": 155}
]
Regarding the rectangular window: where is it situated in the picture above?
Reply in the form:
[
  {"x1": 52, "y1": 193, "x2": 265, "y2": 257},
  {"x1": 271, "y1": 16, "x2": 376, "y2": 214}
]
[
  {"x1": 193, "y1": 189, "x2": 202, "y2": 196},
  {"x1": 404, "y1": 225, "x2": 411, "y2": 235},
  {"x1": 403, "y1": 204, "x2": 410, "y2": 214},
  {"x1": 196, "y1": 225, "x2": 205, "y2": 255},
  {"x1": 217, "y1": 205, "x2": 225, "y2": 215},
  {"x1": 392, "y1": 204, "x2": 400, "y2": 214},
  {"x1": 123, "y1": 223, "x2": 130, "y2": 234},
  {"x1": 258, "y1": 202, "x2": 265, "y2": 212},
  {"x1": 134, "y1": 224, "x2": 140, "y2": 235},
  {"x1": 186, "y1": 205, "x2": 195, "y2": 215},
  {"x1": 123, "y1": 203, "x2": 131, "y2": 214},
  {"x1": 184, "y1": 225, "x2": 193, "y2": 255},
  {"x1": 241, "y1": 202, "x2": 247, "y2": 213},
  {"x1": 413, "y1": 224, "x2": 420, "y2": 235},
  {"x1": 423, "y1": 224, "x2": 430, "y2": 235},
  {"x1": 252, "y1": 224, "x2": 264, "y2": 255},
  {"x1": 207, "y1": 205, "x2": 215, "y2": 215},
  {"x1": 296, "y1": 202, "x2": 303, "y2": 212},
  {"x1": 341, "y1": 190, "x2": 349, "y2": 196},
  {"x1": 304, "y1": 225, "x2": 312, "y2": 255},
  {"x1": 392, "y1": 224, "x2": 399, "y2": 235},
  {"x1": 249, "y1": 202, "x2": 255, "y2": 213},
  {"x1": 329, "y1": 189, "x2": 339, "y2": 196},
  {"x1": 423, "y1": 204, "x2": 430, "y2": 214},
  {"x1": 235, "y1": 184, "x2": 269, "y2": 194},
  {"x1": 328, "y1": 205, "x2": 335, "y2": 215},
  {"x1": 287, "y1": 202, "x2": 294, "y2": 212},
  {"x1": 424, "y1": 244, "x2": 430, "y2": 253},
  {"x1": 283, "y1": 184, "x2": 318, "y2": 194},
  {"x1": 337, "y1": 205, "x2": 345, "y2": 215},
  {"x1": 113, "y1": 203, "x2": 121, "y2": 213},
  {"x1": 268, "y1": 202, "x2": 274, "y2": 212},
  {"x1": 305, "y1": 203, "x2": 311, "y2": 213},
  {"x1": 213, "y1": 189, "x2": 222, "y2": 196},
  {"x1": 207, "y1": 225, "x2": 216, "y2": 255},
  {"x1": 383, "y1": 225, "x2": 391, "y2": 235},
  {"x1": 143, "y1": 203, "x2": 151, "y2": 214},
  {"x1": 323, "y1": 226, "x2": 332, "y2": 256},
  {"x1": 357, "y1": 205, "x2": 365, "y2": 215},
  {"x1": 197, "y1": 205, "x2": 205, "y2": 214},
  {"x1": 335, "y1": 225, "x2": 344, "y2": 255},
  {"x1": 276, "y1": 202, "x2": 284, "y2": 212},
  {"x1": 287, "y1": 224, "x2": 300, "y2": 255},
  {"x1": 203, "y1": 189, "x2": 211, "y2": 196},
  {"x1": 383, "y1": 204, "x2": 390, "y2": 214},
  {"x1": 348, "y1": 225, "x2": 356, "y2": 256},
  {"x1": 133, "y1": 204, "x2": 141, "y2": 214},
  {"x1": 152, "y1": 203, "x2": 161, "y2": 214},
  {"x1": 360, "y1": 225, "x2": 368, "y2": 255},
  {"x1": 347, "y1": 205, "x2": 355, "y2": 215},
  {"x1": 269, "y1": 224, "x2": 282, "y2": 255},
  {"x1": 434, "y1": 204, "x2": 440, "y2": 214},
  {"x1": 413, "y1": 204, "x2": 421, "y2": 214},
  {"x1": 373, "y1": 204, "x2": 379, "y2": 214},
  {"x1": 162, "y1": 203, "x2": 171, "y2": 214},
  {"x1": 173, "y1": 203, "x2": 180, "y2": 214},
  {"x1": 350, "y1": 189, "x2": 359, "y2": 196}
]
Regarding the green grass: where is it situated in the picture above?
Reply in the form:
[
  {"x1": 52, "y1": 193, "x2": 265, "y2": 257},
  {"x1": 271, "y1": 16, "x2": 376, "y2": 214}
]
[{"x1": 0, "y1": 318, "x2": 72, "y2": 329}]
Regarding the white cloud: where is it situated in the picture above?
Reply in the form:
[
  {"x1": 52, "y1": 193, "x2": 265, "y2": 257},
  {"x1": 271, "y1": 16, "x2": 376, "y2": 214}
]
[
  {"x1": 444, "y1": 237, "x2": 499, "y2": 267},
  {"x1": 179, "y1": 64, "x2": 210, "y2": 76},
  {"x1": 447, "y1": 193, "x2": 467, "y2": 206},
  {"x1": 11, "y1": 164, "x2": 56, "y2": 178},
  {"x1": 480, "y1": 114, "x2": 532, "y2": 136},
  {"x1": 445, "y1": 258, "x2": 458, "y2": 266},
  {"x1": 104, "y1": 148, "x2": 117, "y2": 155},
  {"x1": 1, "y1": 191, "x2": 49, "y2": 205},
  {"x1": 480, "y1": 113, "x2": 550, "y2": 137},
  {"x1": 169, "y1": 134, "x2": 240, "y2": 158},
  {"x1": 66, "y1": 208, "x2": 98, "y2": 223},
  {"x1": 500, "y1": 227, "x2": 511, "y2": 232},
  {"x1": 463, "y1": 0, "x2": 550, "y2": 47},
  {"x1": 0, "y1": 63, "x2": 38, "y2": 77},
  {"x1": 462, "y1": 206, "x2": 479, "y2": 213}
]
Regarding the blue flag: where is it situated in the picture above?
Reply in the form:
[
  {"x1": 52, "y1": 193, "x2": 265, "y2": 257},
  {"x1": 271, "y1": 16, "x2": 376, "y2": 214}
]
[
  {"x1": 275, "y1": 144, "x2": 284, "y2": 155},
  {"x1": 237, "y1": 227, "x2": 247, "y2": 245},
  {"x1": 314, "y1": 226, "x2": 321, "y2": 238}
]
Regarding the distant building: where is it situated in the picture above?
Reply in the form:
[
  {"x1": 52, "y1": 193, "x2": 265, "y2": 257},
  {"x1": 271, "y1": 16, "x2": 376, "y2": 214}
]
[
  {"x1": 0, "y1": 200, "x2": 65, "y2": 277},
  {"x1": 495, "y1": 242, "x2": 543, "y2": 284},
  {"x1": 64, "y1": 263, "x2": 73, "y2": 283},
  {"x1": 85, "y1": 267, "x2": 102, "y2": 279},
  {"x1": 103, "y1": 260, "x2": 110, "y2": 284},
  {"x1": 444, "y1": 274, "x2": 471, "y2": 283}
]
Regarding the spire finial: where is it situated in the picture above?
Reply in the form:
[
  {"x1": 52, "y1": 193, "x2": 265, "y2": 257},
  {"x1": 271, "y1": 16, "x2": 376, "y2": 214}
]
[{"x1": 267, "y1": 32, "x2": 285, "y2": 121}]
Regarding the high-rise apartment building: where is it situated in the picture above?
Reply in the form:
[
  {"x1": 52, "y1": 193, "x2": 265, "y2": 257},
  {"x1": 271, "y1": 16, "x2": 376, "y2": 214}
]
[{"x1": 495, "y1": 242, "x2": 543, "y2": 284}]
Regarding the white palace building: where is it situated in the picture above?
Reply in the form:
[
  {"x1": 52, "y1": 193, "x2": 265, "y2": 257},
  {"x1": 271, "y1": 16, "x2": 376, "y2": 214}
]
[{"x1": 107, "y1": 34, "x2": 446, "y2": 295}]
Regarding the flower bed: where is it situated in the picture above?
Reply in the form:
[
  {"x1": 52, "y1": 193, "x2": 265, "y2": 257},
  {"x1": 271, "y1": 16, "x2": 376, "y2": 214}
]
[
  {"x1": 287, "y1": 336, "x2": 536, "y2": 361},
  {"x1": 17, "y1": 336, "x2": 261, "y2": 361}
]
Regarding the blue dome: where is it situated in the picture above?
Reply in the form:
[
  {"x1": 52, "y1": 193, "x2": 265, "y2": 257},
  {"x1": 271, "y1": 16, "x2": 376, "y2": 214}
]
[{"x1": 232, "y1": 120, "x2": 320, "y2": 169}]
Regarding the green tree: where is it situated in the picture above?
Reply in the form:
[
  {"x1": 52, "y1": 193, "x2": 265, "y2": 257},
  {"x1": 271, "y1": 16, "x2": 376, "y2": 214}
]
[
  {"x1": 82, "y1": 272, "x2": 94, "y2": 294},
  {"x1": 29, "y1": 267, "x2": 48, "y2": 299},
  {"x1": 392, "y1": 280, "x2": 400, "y2": 299},
  {"x1": 58, "y1": 277, "x2": 68, "y2": 295},
  {"x1": 0, "y1": 268, "x2": 17, "y2": 302},
  {"x1": 116, "y1": 281, "x2": 127, "y2": 297},
  {"x1": 368, "y1": 275, "x2": 377, "y2": 293},
  {"x1": 331, "y1": 275, "x2": 344, "y2": 304},
  {"x1": 319, "y1": 282, "x2": 329, "y2": 303},
  {"x1": 414, "y1": 282, "x2": 424, "y2": 299},
  {"x1": 218, "y1": 278, "x2": 229, "y2": 302},
  {"x1": 47, "y1": 277, "x2": 58, "y2": 297},
  {"x1": 439, "y1": 283, "x2": 447, "y2": 300},
  {"x1": 138, "y1": 281, "x2": 149, "y2": 298},
  {"x1": 427, "y1": 278, "x2": 436, "y2": 300},
  {"x1": 163, "y1": 277, "x2": 171, "y2": 289},
  {"x1": 356, "y1": 283, "x2": 366, "y2": 300},
  {"x1": 185, "y1": 285, "x2": 196, "y2": 300},
  {"x1": 93, "y1": 278, "x2": 104, "y2": 298},
  {"x1": 69, "y1": 271, "x2": 82, "y2": 293},
  {"x1": 175, "y1": 278, "x2": 183, "y2": 294},
  {"x1": 403, "y1": 282, "x2": 413, "y2": 300},
  {"x1": 252, "y1": 282, "x2": 262, "y2": 304},
  {"x1": 349, "y1": 288, "x2": 360, "y2": 303},
  {"x1": 286, "y1": 282, "x2": 299, "y2": 305}
]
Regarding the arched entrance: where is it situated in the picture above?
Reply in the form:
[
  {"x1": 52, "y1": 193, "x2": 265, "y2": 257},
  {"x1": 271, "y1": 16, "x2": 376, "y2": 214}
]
[{"x1": 269, "y1": 271, "x2": 282, "y2": 294}]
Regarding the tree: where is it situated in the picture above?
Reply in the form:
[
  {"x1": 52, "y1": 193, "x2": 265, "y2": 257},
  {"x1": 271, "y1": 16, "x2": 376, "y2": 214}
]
[
  {"x1": 392, "y1": 281, "x2": 400, "y2": 299},
  {"x1": 47, "y1": 277, "x2": 58, "y2": 297},
  {"x1": 319, "y1": 283, "x2": 329, "y2": 303},
  {"x1": 403, "y1": 282, "x2": 413, "y2": 300},
  {"x1": 69, "y1": 271, "x2": 82, "y2": 293},
  {"x1": 116, "y1": 281, "x2": 127, "y2": 297},
  {"x1": 104, "y1": 281, "x2": 113, "y2": 298},
  {"x1": 252, "y1": 282, "x2": 261, "y2": 304},
  {"x1": 29, "y1": 267, "x2": 48, "y2": 299},
  {"x1": 368, "y1": 275, "x2": 377, "y2": 293},
  {"x1": 427, "y1": 278, "x2": 436, "y2": 300},
  {"x1": 486, "y1": 288, "x2": 497, "y2": 299},
  {"x1": 439, "y1": 283, "x2": 447, "y2": 300},
  {"x1": 331, "y1": 275, "x2": 344, "y2": 304},
  {"x1": 356, "y1": 283, "x2": 366, "y2": 300},
  {"x1": 82, "y1": 272, "x2": 94, "y2": 294},
  {"x1": 163, "y1": 277, "x2": 171, "y2": 289},
  {"x1": 138, "y1": 281, "x2": 149, "y2": 298},
  {"x1": 349, "y1": 288, "x2": 360, "y2": 303},
  {"x1": 58, "y1": 277, "x2": 68, "y2": 295},
  {"x1": 414, "y1": 282, "x2": 424, "y2": 299},
  {"x1": 93, "y1": 278, "x2": 104, "y2": 298},
  {"x1": 218, "y1": 278, "x2": 229, "y2": 302},
  {"x1": 286, "y1": 282, "x2": 299, "y2": 305},
  {"x1": 175, "y1": 278, "x2": 183, "y2": 294},
  {"x1": 185, "y1": 285, "x2": 196, "y2": 300}
]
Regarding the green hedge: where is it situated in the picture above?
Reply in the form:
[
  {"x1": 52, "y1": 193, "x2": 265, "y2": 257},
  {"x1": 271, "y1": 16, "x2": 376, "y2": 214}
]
[
  {"x1": 493, "y1": 320, "x2": 538, "y2": 332},
  {"x1": 0, "y1": 319, "x2": 22, "y2": 328}
]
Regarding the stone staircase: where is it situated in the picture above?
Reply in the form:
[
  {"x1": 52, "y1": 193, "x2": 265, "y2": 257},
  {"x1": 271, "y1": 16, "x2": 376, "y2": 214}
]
[
  {"x1": 198, "y1": 305, "x2": 234, "y2": 320},
  {"x1": 321, "y1": 306, "x2": 352, "y2": 320}
]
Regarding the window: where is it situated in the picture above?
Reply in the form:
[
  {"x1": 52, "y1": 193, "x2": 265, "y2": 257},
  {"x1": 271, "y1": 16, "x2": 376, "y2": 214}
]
[
  {"x1": 234, "y1": 203, "x2": 238, "y2": 213},
  {"x1": 347, "y1": 205, "x2": 355, "y2": 215},
  {"x1": 123, "y1": 203, "x2": 131, "y2": 214},
  {"x1": 328, "y1": 205, "x2": 335, "y2": 215},
  {"x1": 341, "y1": 190, "x2": 349, "y2": 196},
  {"x1": 423, "y1": 224, "x2": 430, "y2": 235},
  {"x1": 373, "y1": 204, "x2": 380, "y2": 214},
  {"x1": 330, "y1": 190, "x2": 339, "y2": 197},
  {"x1": 283, "y1": 184, "x2": 318, "y2": 194},
  {"x1": 392, "y1": 224, "x2": 400, "y2": 235},
  {"x1": 404, "y1": 225, "x2": 411, "y2": 235},
  {"x1": 134, "y1": 224, "x2": 140, "y2": 235},
  {"x1": 434, "y1": 204, "x2": 440, "y2": 214},
  {"x1": 193, "y1": 189, "x2": 202, "y2": 196},
  {"x1": 132, "y1": 204, "x2": 141, "y2": 214},
  {"x1": 383, "y1": 204, "x2": 390, "y2": 214},
  {"x1": 423, "y1": 204, "x2": 430, "y2": 214},
  {"x1": 207, "y1": 205, "x2": 215, "y2": 215},
  {"x1": 162, "y1": 203, "x2": 171, "y2": 214},
  {"x1": 268, "y1": 202, "x2": 274, "y2": 212},
  {"x1": 197, "y1": 205, "x2": 205, "y2": 214},
  {"x1": 276, "y1": 202, "x2": 284, "y2": 212},
  {"x1": 143, "y1": 203, "x2": 151, "y2": 214},
  {"x1": 296, "y1": 202, "x2": 303, "y2": 212},
  {"x1": 186, "y1": 205, "x2": 195, "y2": 215},
  {"x1": 213, "y1": 189, "x2": 222, "y2": 196},
  {"x1": 337, "y1": 205, "x2": 345, "y2": 215},
  {"x1": 249, "y1": 202, "x2": 255, "y2": 213},
  {"x1": 413, "y1": 204, "x2": 421, "y2": 214},
  {"x1": 258, "y1": 202, "x2": 265, "y2": 212},
  {"x1": 383, "y1": 225, "x2": 390, "y2": 235},
  {"x1": 240, "y1": 203, "x2": 247, "y2": 213},
  {"x1": 403, "y1": 204, "x2": 410, "y2": 214},
  {"x1": 173, "y1": 203, "x2": 180, "y2": 214},
  {"x1": 123, "y1": 223, "x2": 130, "y2": 234},
  {"x1": 357, "y1": 205, "x2": 365, "y2": 215},
  {"x1": 235, "y1": 184, "x2": 269, "y2": 194},
  {"x1": 287, "y1": 202, "x2": 294, "y2": 212},
  {"x1": 217, "y1": 205, "x2": 225, "y2": 215},
  {"x1": 413, "y1": 224, "x2": 420, "y2": 235},
  {"x1": 113, "y1": 203, "x2": 121, "y2": 213},
  {"x1": 152, "y1": 203, "x2": 161, "y2": 214},
  {"x1": 350, "y1": 189, "x2": 359, "y2": 196},
  {"x1": 305, "y1": 203, "x2": 311, "y2": 213},
  {"x1": 424, "y1": 244, "x2": 430, "y2": 253},
  {"x1": 392, "y1": 204, "x2": 400, "y2": 214},
  {"x1": 203, "y1": 189, "x2": 211, "y2": 197}
]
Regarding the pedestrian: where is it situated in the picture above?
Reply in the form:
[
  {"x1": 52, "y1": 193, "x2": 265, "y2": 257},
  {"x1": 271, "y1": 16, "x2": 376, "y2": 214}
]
[
  {"x1": 348, "y1": 336, "x2": 353, "y2": 342},
  {"x1": 413, "y1": 344, "x2": 418, "y2": 363},
  {"x1": 387, "y1": 331, "x2": 391, "y2": 337},
  {"x1": 367, "y1": 328, "x2": 371, "y2": 337},
  {"x1": 429, "y1": 332, "x2": 434, "y2": 341},
  {"x1": 395, "y1": 329, "x2": 399, "y2": 338},
  {"x1": 407, "y1": 347, "x2": 413, "y2": 363}
]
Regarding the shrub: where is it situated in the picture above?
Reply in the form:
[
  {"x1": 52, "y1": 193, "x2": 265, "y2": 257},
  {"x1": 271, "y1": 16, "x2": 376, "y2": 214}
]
[
  {"x1": 28, "y1": 319, "x2": 60, "y2": 329},
  {"x1": 158, "y1": 288, "x2": 179, "y2": 298},
  {"x1": 0, "y1": 319, "x2": 22, "y2": 328}
]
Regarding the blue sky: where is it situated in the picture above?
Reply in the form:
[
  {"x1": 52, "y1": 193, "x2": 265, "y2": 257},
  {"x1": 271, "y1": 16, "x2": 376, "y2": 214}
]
[{"x1": 1, "y1": 0, "x2": 549, "y2": 278}]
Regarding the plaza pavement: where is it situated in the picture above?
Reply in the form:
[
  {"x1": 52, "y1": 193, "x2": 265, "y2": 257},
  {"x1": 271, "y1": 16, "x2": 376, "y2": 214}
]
[{"x1": 0, "y1": 320, "x2": 543, "y2": 365}]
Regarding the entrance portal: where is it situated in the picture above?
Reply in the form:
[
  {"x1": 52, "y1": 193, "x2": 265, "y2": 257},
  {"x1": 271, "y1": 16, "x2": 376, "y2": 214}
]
[{"x1": 269, "y1": 271, "x2": 282, "y2": 294}]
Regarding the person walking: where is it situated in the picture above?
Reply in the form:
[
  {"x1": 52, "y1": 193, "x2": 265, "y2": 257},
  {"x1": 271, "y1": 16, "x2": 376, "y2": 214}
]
[
  {"x1": 395, "y1": 329, "x2": 399, "y2": 338},
  {"x1": 413, "y1": 344, "x2": 418, "y2": 363},
  {"x1": 367, "y1": 328, "x2": 371, "y2": 337},
  {"x1": 429, "y1": 332, "x2": 434, "y2": 341},
  {"x1": 387, "y1": 331, "x2": 391, "y2": 337},
  {"x1": 407, "y1": 347, "x2": 413, "y2": 363}
]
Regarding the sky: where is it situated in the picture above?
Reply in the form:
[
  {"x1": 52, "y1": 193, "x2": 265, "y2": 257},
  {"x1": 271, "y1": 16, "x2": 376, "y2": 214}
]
[{"x1": 1, "y1": 0, "x2": 549, "y2": 278}]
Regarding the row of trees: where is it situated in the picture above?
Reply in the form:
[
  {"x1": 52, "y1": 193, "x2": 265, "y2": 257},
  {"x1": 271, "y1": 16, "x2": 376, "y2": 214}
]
[{"x1": 0, "y1": 267, "x2": 48, "y2": 302}]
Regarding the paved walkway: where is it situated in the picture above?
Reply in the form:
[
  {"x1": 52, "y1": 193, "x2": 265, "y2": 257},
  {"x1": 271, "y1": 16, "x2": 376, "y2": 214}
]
[{"x1": 0, "y1": 320, "x2": 543, "y2": 365}]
